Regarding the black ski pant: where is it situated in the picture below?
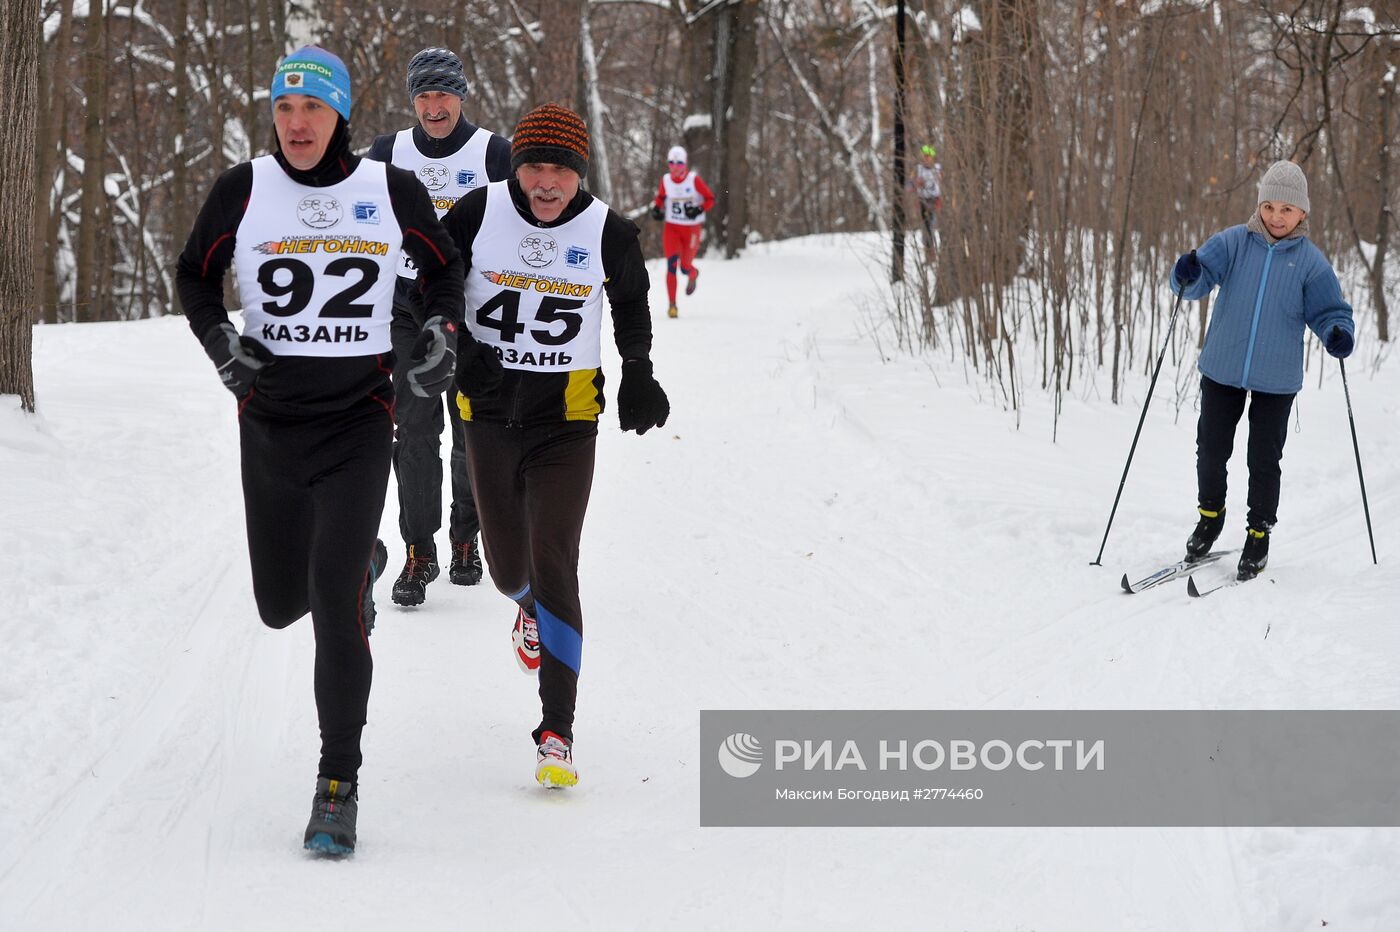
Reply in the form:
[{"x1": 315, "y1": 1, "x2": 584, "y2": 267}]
[
  {"x1": 1195, "y1": 375, "x2": 1295, "y2": 531},
  {"x1": 390, "y1": 299, "x2": 478, "y2": 554},
  {"x1": 462, "y1": 419, "x2": 596, "y2": 744},
  {"x1": 239, "y1": 394, "x2": 393, "y2": 782},
  {"x1": 917, "y1": 199, "x2": 938, "y2": 241}
]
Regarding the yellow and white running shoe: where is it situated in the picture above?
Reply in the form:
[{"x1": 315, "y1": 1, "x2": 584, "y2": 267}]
[{"x1": 535, "y1": 731, "x2": 579, "y2": 788}]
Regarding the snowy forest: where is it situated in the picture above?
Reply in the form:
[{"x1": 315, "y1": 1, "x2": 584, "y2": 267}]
[
  {"x1": 4, "y1": 5, "x2": 1400, "y2": 927},
  {"x1": 2, "y1": 0, "x2": 1399, "y2": 411}
]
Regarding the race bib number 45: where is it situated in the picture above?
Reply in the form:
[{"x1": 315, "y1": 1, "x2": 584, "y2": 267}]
[{"x1": 476, "y1": 290, "x2": 584, "y2": 367}]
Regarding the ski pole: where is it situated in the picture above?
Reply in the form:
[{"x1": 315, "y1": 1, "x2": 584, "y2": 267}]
[
  {"x1": 1090, "y1": 266, "x2": 1191, "y2": 566},
  {"x1": 1339, "y1": 357, "x2": 1378, "y2": 564}
]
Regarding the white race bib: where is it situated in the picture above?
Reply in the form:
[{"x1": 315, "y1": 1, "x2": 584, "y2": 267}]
[
  {"x1": 662, "y1": 170, "x2": 704, "y2": 226},
  {"x1": 463, "y1": 182, "x2": 608, "y2": 372},
  {"x1": 391, "y1": 127, "x2": 494, "y2": 280},
  {"x1": 233, "y1": 156, "x2": 400, "y2": 356}
]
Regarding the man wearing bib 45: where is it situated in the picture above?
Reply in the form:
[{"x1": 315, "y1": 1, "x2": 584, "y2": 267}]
[
  {"x1": 650, "y1": 145, "x2": 715, "y2": 318},
  {"x1": 366, "y1": 48, "x2": 512, "y2": 608},
  {"x1": 442, "y1": 103, "x2": 669, "y2": 788},
  {"x1": 176, "y1": 46, "x2": 464, "y2": 855}
]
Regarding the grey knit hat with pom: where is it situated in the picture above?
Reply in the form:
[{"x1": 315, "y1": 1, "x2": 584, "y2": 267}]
[
  {"x1": 1257, "y1": 160, "x2": 1309, "y2": 214},
  {"x1": 406, "y1": 47, "x2": 470, "y2": 101}
]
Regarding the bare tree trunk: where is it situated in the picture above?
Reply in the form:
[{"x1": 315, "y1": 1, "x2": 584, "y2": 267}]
[
  {"x1": 534, "y1": 0, "x2": 581, "y2": 104},
  {"x1": 892, "y1": 0, "x2": 908, "y2": 282},
  {"x1": 696, "y1": 0, "x2": 759, "y2": 256},
  {"x1": 33, "y1": 0, "x2": 52, "y2": 324},
  {"x1": 244, "y1": 0, "x2": 258, "y2": 163},
  {"x1": 720, "y1": 0, "x2": 758, "y2": 259},
  {"x1": 37, "y1": 0, "x2": 74, "y2": 325},
  {"x1": 170, "y1": 0, "x2": 192, "y2": 312},
  {"x1": 1369, "y1": 37, "x2": 1394, "y2": 343},
  {"x1": 1313, "y1": 1, "x2": 1391, "y2": 347},
  {"x1": 121, "y1": 11, "x2": 145, "y2": 319},
  {"x1": 1108, "y1": 20, "x2": 1164, "y2": 404},
  {"x1": 579, "y1": 1, "x2": 612, "y2": 202},
  {"x1": 934, "y1": 0, "x2": 1034, "y2": 308},
  {"x1": 707, "y1": 2, "x2": 733, "y2": 244},
  {"x1": 74, "y1": 0, "x2": 109, "y2": 322},
  {"x1": 680, "y1": 12, "x2": 713, "y2": 182},
  {"x1": 0, "y1": 0, "x2": 39, "y2": 410},
  {"x1": 265, "y1": 0, "x2": 287, "y2": 50},
  {"x1": 327, "y1": 0, "x2": 345, "y2": 50}
]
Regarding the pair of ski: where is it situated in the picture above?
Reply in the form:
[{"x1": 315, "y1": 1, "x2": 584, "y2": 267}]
[{"x1": 1120, "y1": 550, "x2": 1247, "y2": 598}]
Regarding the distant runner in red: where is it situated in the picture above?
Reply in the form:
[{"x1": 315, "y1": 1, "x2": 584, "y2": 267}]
[{"x1": 650, "y1": 145, "x2": 715, "y2": 318}]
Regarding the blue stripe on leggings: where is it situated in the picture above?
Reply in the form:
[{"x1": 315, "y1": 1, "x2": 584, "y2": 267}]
[
  {"x1": 508, "y1": 583, "x2": 532, "y2": 603},
  {"x1": 536, "y1": 602, "x2": 582, "y2": 675}
]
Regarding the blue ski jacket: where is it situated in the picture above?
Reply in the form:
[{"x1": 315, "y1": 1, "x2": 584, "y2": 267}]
[{"x1": 1171, "y1": 224, "x2": 1353, "y2": 394}]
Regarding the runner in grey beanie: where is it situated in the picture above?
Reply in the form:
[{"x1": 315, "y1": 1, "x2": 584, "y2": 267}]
[
  {"x1": 1257, "y1": 160, "x2": 1309, "y2": 214},
  {"x1": 406, "y1": 47, "x2": 470, "y2": 101}
]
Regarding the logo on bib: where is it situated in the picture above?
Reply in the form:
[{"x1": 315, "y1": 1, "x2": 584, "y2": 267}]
[
  {"x1": 479, "y1": 269, "x2": 595, "y2": 298},
  {"x1": 254, "y1": 236, "x2": 390, "y2": 257},
  {"x1": 456, "y1": 169, "x2": 478, "y2": 188},
  {"x1": 297, "y1": 196, "x2": 342, "y2": 230},
  {"x1": 519, "y1": 233, "x2": 558, "y2": 269},
  {"x1": 565, "y1": 245, "x2": 590, "y2": 270},
  {"x1": 353, "y1": 202, "x2": 381, "y2": 224},
  {"x1": 419, "y1": 163, "x2": 450, "y2": 192}
]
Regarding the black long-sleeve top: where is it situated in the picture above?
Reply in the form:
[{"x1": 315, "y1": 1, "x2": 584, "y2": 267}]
[
  {"x1": 443, "y1": 179, "x2": 652, "y2": 360},
  {"x1": 363, "y1": 116, "x2": 513, "y2": 181},
  {"x1": 438, "y1": 179, "x2": 654, "y2": 425},
  {"x1": 176, "y1": 123, "x2": 464, "y2": 415},
  {"x1": 363, "y1": 115, "x2": 512, "y2": 315}
]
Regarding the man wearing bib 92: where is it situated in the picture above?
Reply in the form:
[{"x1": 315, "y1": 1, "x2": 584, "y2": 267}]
[
  {"x1": 442, "y1": 103, "x2": 669, "y2": 788},
  {"x1": 175, "y1": 46, "x2": 464, "y2": 855}
]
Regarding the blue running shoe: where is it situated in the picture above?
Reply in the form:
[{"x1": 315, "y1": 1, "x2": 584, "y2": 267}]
[{"x1": 303, "y1": 776, "x2": 358, "y2": 855}]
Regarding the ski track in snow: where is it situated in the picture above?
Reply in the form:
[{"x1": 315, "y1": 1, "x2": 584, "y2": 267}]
[{"x1": 2, "y1": 234, "x2": 1398, "y2": 930}]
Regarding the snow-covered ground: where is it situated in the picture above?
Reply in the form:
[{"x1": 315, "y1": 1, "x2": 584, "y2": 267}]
[{"x1": 2, "y1": 234, "x2": 1398, "y2": 930}]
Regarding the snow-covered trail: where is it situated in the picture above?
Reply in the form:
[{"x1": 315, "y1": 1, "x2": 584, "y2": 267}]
[{"x1": 2, "y1": 235, "x2": 1397, "y2": 930}]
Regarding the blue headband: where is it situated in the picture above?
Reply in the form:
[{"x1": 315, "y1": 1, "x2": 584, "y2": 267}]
[{"x1": 271, "y1": 46, "x2": 351, "y2": 121}]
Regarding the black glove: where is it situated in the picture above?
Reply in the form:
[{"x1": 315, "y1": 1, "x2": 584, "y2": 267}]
[
  {"x1": 1174, "y1": 250, "x2": 1202, "y2": 287},
  {"x1": 407, "y1": 316, "x2": 458, "y2": 397},
  {"x1": 682, "y1": 204, "x2": 703, "y2": 220},
  {"x1": 1325, "y1": 325, "x2": 1354, "y2": 359},
  {"x1": 454, "y1": 335, "x2": 505, "y2": 398},
  {"x1": 201, "y1": 321, "x2": 274, "y2": 398},
  {"x1": 617, "y1": 358, "x2": 669, "y2": 435},
  {"x1": 650, "y1": 204, "x2": 664, "y2": 221}
]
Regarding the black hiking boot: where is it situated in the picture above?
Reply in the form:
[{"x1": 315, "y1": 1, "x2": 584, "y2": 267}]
[
  {"x1": 361, "y1": 538, "x2": 388, "y2": 635},
  {"x1": 1185, "y1": 507, "x2": 1226, "y2": 563},
  {"x1": 1237, "y1": 526, "x2": 1270, "y2": 580},
  {"x1": 391, "y1": 544, "x2": 440, "y2": 607},
  {"x1": 448, "y1": 537, "x2": 484, "y2": 586}
]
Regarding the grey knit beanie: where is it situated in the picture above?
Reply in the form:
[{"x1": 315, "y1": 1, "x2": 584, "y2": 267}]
[
  {"x1": 1257, "y1": 160, "x2": 1309, "y2": 214},
  {"x1": 406, "y1": 47, "x2": 469, "y2": 101}
]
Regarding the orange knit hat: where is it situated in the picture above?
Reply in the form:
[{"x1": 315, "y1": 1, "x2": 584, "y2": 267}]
[{"x1": 511, "y1": 103, "x2": 589, "y2": 177}]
